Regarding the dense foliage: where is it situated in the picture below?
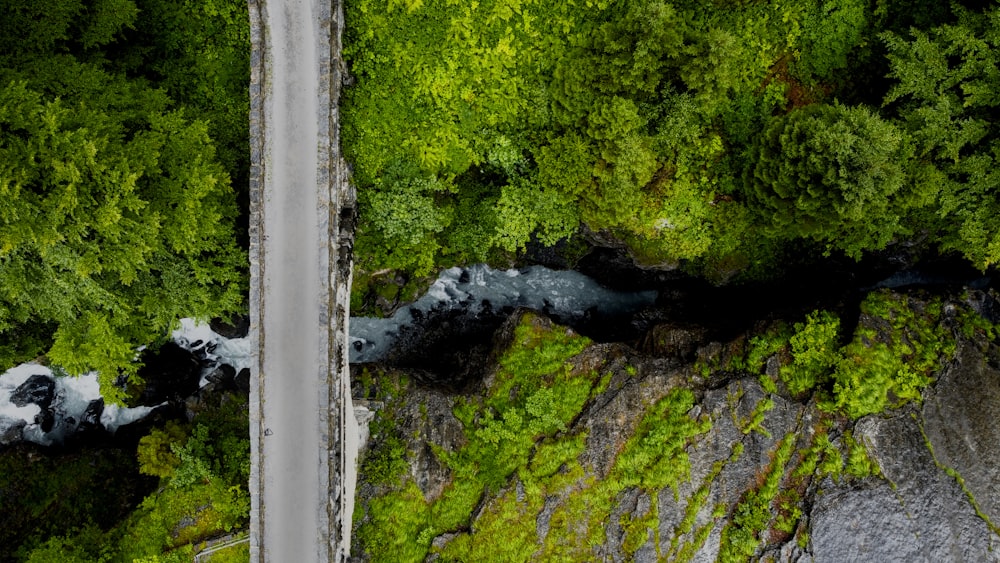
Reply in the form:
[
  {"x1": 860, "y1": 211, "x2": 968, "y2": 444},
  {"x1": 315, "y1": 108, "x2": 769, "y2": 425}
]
[
  {"x1": 344, "y1": 0, "x2": 1000, "y2": 284},
  {"x1": 746, "y1": 290, "x2": 957, "y2": 418},
  {"x1": 0, "y1": 0, "x2": 248, "y2": 400},
  {"x1": 20, "y1": 394, "x2": 251, "y2": 562}
]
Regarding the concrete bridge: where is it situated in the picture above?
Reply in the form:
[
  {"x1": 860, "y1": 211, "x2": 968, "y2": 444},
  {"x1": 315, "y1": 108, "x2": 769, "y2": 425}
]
[{"x1": 248, "y1": 0, "x2": 359, "y2": 560}]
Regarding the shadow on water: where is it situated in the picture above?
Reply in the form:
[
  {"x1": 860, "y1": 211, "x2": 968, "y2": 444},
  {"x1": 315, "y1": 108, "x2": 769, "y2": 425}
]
[{"x1": 352, "y1": 245, "x2": 995, "y2": 391}]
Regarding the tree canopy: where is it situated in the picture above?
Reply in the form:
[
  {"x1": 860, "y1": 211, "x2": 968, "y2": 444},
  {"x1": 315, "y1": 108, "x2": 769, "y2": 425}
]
[
  {"x1": 745, "y1": 103, "x2": 916, "y2": 257},
  {"x1": 344, "y1": 0, "x2": 1000, "y2": 284},
  {"x1": 0, "y1": 0, "x2": 248, "y2": 401}
]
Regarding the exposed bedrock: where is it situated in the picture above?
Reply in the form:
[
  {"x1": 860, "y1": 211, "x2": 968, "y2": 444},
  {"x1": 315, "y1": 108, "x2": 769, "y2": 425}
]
[{"x1": 351, "y1": 288, "x2": 1000, "y2": 562}]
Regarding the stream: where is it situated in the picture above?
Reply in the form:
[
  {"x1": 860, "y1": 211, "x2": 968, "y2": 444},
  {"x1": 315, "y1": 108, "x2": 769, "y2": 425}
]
[{"x1": 0, "y1": 252, "x2": 993, "y2": 447}]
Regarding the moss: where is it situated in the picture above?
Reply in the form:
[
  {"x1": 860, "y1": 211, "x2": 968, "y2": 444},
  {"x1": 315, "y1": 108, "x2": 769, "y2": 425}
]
[
  {"x1": 435, "y1": 483, "x2": 543, "y2": 562},
  {"x1": 718, "y1": 433, "x2": 797, "y2": 561},
  {"x1": 356, "y1": 482, "x2": 433, "y2": 563},
  {"x1": 362, "y1": 433, "x2": 409, "y2": 487},
  {"x1": 829, "y1": 291, "x2": 955, "y2": 418},
  {"x1": 621, "y1": 494, "x2": 659, "y2": 556},
  {"x1": 613, "y1": 388, "x2": 712, "y2": 495},
  {"x1": 743, "y1": 322, "x2": 792, "y2": 375},
  {"x1": 357, "y1": 314, "x2": 600, "y2": 560},
  {"x1": 667, "y1": 445, "x2": 742, "y2": 561},
  {"x1": 842, "y1": 430, "x2": 879, "y2": 479},
  {"x1": 740, "y1": 397, "x2": 775, "y2": 438},
  {"x1": 957, "y1": 304, "x2": 998, "y2": 341},
  {"x1": 780, "y1": 310, "x2": 840, "y2": 396}
]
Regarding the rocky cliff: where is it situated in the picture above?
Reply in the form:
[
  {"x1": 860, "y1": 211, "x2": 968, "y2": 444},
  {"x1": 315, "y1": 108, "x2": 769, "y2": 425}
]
[{"x1": 350, "y1": 288, "x2": 1000, "y2": 562}]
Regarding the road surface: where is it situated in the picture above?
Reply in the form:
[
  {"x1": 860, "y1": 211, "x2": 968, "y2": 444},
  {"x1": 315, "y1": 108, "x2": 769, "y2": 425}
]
[{"x1": 249, "y1": 0, "x2": 357, "y2": 560}]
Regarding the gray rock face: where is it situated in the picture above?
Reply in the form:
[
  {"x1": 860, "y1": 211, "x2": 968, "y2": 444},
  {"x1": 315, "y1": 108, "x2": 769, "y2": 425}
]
[
  {"x1": 395, "y1": 387, "x2": 465, "y2": 502},
  {"x1": 10, "y1": 374, "x2": 55, "y2": 409},
  {"x1": 353, "y1": 299, "x2": 1000, "y2": 562},
  {"x1": 812, "y1": 410, "x2": 1000, "y2": 562},
  {"x1": 922, "y1": 340, "x2": 1000, "y2": 525}
]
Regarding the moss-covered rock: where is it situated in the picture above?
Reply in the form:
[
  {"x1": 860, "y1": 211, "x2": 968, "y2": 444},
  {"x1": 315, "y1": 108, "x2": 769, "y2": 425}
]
[{"x1": 351, "y1": 289, "x2": 1000, "y2": 562}]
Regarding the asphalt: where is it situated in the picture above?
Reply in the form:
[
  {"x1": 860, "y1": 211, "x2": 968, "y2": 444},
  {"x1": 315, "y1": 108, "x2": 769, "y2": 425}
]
[{"x1": 257, "y1": 0, "x2": 328, "y2": 560}]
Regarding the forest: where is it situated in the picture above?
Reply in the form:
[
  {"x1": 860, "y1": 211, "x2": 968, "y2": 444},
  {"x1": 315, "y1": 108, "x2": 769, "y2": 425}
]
[
  {"x1": 344, "y1": 0, "x2": 1000, "y2": 291},
  {"x1": 0, "y1": 0, "x2": 999, "y2": 561},
  {"x1": 0, "y1": 0, "x2": 251, "y2": 560}
]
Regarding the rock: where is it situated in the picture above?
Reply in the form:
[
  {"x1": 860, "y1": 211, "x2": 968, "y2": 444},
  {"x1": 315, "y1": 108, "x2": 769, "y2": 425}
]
[
  {"x1": 189, "y1": 339, "x2": 218, "y2": 363},
  {"x1": 426, "y1": 532, "x2": 460, "y2": 562},
  {"x1": 129, "y1": 342, "x2": 202, "y2": 406},
  {"x1": 812, "y1": 411, "x2": 1000, "y2": 562},
  {"x1": 395, "y1": 387, "x2": 465, "y2": 502},
  {"x1": 78, "y1": 399, "x2": 105, "y2": 433},
  {"x1": 209, "y1": 314, "x2": 250, "y2": 339},
  {"x1": 352, "y1": 296, "x2": 1000, "y2": 562},
  {"x1": 235, "y1": 368, "x2": 251, "y2": 394},
  {"x1": 0, "y1": 416, "x2": 26, "y2": 446},
  {"x1": 35, "y1": 408, "x2": 55, "y2": 433},
  {"x1": 10, "y1": 374, "x2": 55, "y2": 409},
  {"x1": 922, "y1": 339, "x2": 1000, "y2": 525},
  {"x1": 385, "y1": 304, "x2": 507, "y2": 391},
  {"x1": 640, "y1": 324, "x2": 709, "y2": 360},
  {"x1": 205, "y1": 364, "x2": 237, "y2": 388},
  {"x1": 575, "y1": 353, "x2": 686, "y2": 479}
]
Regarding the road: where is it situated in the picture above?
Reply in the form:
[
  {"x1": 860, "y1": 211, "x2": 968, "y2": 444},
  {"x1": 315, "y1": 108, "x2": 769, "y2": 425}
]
[{"x1": 250, "y1": 0, "x2": 352, "y2": 560}]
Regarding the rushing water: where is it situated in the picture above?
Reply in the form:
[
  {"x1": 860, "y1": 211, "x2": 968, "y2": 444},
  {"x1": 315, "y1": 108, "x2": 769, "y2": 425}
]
[
  {"x1": 7, "y1": 259, "x2": 987, "y2": 446},
  {"x1": 0, "y1": 319, "x2": 251, "y2": 446},
  {"x1": 1, "y1": 264, "x2": 656, "y2": 445},
  {"x1": 349, "y1": 264, "x2": 658, "y2": 363}
]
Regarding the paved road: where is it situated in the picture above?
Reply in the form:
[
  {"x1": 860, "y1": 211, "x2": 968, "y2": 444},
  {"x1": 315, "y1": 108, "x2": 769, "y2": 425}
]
[{"x1": 253, "y1": 0, "x2": 337, "y2": 560}]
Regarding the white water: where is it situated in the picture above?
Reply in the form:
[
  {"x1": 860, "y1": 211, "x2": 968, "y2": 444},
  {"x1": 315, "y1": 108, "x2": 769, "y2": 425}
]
[
  {"x1": 0, "y1": 318, "x2": 251, "y2": 446},
  {"x1": 350, "y1": 264, "x2": 657, "y2": 363},
  {"x1": 0, "y1": 265, "x2": 654, "y2": 445},
  {"x1": 0, "y1": 364, "x2": 161, "y2": 446}
]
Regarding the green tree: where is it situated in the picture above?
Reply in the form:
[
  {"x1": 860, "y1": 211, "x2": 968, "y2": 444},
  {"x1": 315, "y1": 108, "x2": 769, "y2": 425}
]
[
  {"x1": 137, "y1": 422, "x2": 187, "y2": 479},
  {"x1": 882, "y1": 5, "x2": 1000, "y2": 267},
  {"x1": 0, "y1": 77, "x2": 244, "y2": 401},
  {"x1": 0, "y1": 0, "x2": 246, "y2": 400},
  {"x1": 745, "y1": 103, "x2": 917, "y2": 257}
]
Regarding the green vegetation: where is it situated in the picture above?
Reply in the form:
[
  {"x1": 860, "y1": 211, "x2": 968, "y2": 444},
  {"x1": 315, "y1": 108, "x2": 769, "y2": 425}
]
[
  {"x1": 718, "y1": 433, "x2": 797, "y2": 561},
  {"x1": 780, "y1": 311, "x2": 841, "y2": 396},
  {"x1": 746, "y1": 103, "x2": 916, "y2": 257},
  {"x1": 1, "y1": 446, "x2": 155, "y2": 561},
  {"x1": 344, "y1": 0, "x2": 1000, "y2": 287},
  {"x1": 739, "y1": 291, "x2": 957, "y2": 419},
  {"x1": 354, "y1": 314, "x2": 713, "y2": 561},
  {"x1": 0, "y1": 0, "x2": 249, "y2": 401},
  {"x1": 614, "y1": 388, "x2": 712, "y2": 494},
  {"x1": 829, "y1": 292, "x2": 954, "y2": 418},
  {"x1": 355, "y1": 314, "x2": 599, "y2": 560},
  {"x1": 21, "y1": 394, "x2": 251, "y2": 562}
]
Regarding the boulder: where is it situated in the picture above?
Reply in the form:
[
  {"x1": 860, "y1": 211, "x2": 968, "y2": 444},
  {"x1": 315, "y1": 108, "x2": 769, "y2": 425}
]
[
  {"x1": 10, "y1": 374, "x2": 55, "y2": 409},
  {"x1": 811, "y1": 411, "x2": 1000, "y2": 562},
  {"x1": 78, "y1": 399, "x2": 105, "y2": 433},
  {"x1": 235, "y1": 368, "x2": 251, "y2": 395},
  {"x1": 0, "y1": 416, "x2": 26, "y2": 446},
  {"x1": 640, "y1": 323, "x2": 709, "y2": 359},
  {"x1": 922, "y1": 339, "x2": 1000, "y2": 524},
  {"x1": 205, "y1": 364, "x2": 237, "y2": 388},
  {"x1": 210, "y1": 314, "x2": 250, "y2": 339},
  {"x1": 35, "y1": 408, "x2": 55, "y2": 433}
]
